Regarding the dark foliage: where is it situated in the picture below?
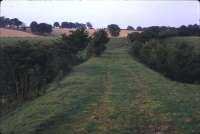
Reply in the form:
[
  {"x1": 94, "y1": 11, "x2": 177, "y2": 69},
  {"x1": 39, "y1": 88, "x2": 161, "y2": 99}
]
[
  {"x1": 61, "y1": 29, "x2": 90, "y2": 54},
  {"x1": 0, "y1": 17, "x2": 23, "y2": 28},
  {"x1": 128, "y1": 25, "x2": 200, "y2": 83},
  {"x1": 129, "y1": 40, "x2": 200, "y2": 84},
  {"x1": 127, "y1": 26, "x2": 134, "y2": 30},
  {"x1": 30, "y1": 22, "x2": 52, "y2": 34},
  {"x1": 0, "y1": 29, "x2": 90, "y2": 106},
  {"x1": 87, "y1": 29, "x2": 110, "y2": 57},
  {"x1": 54, "y1": 22, "x2": 60, "y2": 28},
  {"x1": 178, "y1": 24, "x2": 200, "y2": 36},
  {"x1": 136, "y1": 26, "x2": 143, "y2": 31},
  {"x1": 30, "y1": 21, "x2": 38, "y2": 33},
  {"x1": 86, "y1": 22, "x2": 93, "y2": 29},
  {"x1": 107, "y1": 24, "x2": 120, "y2": 37},
  {"x1": 37, "y1": 23, "x2": 52, "y2": 34},
  {"x1": 61, "y1": 22, "x2": 87, "y2": 29}
]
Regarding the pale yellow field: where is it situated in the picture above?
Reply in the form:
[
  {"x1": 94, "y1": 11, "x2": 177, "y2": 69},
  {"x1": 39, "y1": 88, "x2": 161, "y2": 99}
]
[
  {"x1": 52, "y1": 28, "x2": 140, "y2": 37},
  {"x1": 0, "y1": 28, "x2": 140, "y2": 38},
  {"x1": 0, "y1": 28, "x2": 37, "y2": 37}
]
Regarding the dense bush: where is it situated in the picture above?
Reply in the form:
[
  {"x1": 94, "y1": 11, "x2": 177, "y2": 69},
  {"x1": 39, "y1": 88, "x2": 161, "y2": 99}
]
[
  {"x1": 128, "y1": 25, "x2": 200, "y2": 83},
  {"x1": 127, "y1": 32, "x2": 155, "y2": 43},
  {"x1": 30, "y1": 21, "x2": 52, "y2": 34},
  {"x1": 107, "y1": 24, "x2": 120, "y2": 37},
  {"x1": 0, "y1": 41, "x2": 70, "y2": 103},
  {"x1": 129, "y1": 41, "x2": 143, "y2": 57},
  {"x1": 129, "y1": 40, "x2": 200, "y2": 83},
  {"x1": 158, "y1": 29, "x2": 178, "y2": 39},
  {"x1": 0, "y1": 29, "x2": 90, "y2": 105},
  {"x1": 87, "y1": 29, "x2": 110, "y2": 57},
  {"x1": 61, "y1": 29, "x2": 90, "y2": 54}
]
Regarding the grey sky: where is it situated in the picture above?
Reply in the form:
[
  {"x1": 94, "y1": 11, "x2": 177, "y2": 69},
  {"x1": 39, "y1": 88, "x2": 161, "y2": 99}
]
[{"x1": 1, "y1": 0, "x2": 199, "y2": 28}]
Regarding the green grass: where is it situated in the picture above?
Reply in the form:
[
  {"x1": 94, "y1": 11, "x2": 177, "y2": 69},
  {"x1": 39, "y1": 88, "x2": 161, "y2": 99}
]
[{"x1": 1, "y1": 38, "x2": 200, "y2": 134}]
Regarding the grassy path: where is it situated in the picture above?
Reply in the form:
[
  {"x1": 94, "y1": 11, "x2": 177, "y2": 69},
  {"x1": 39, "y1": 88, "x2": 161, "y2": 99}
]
[{"x1": 1, "y1": 39, "x2": 200, "y2": 134}]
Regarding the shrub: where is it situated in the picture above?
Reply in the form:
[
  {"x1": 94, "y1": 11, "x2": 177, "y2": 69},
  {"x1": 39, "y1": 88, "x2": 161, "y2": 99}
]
[
  {"x1": 128, "y1": 32, "x2": 143, "y2": 42},
  {"x1": 130, "y1": 41, "x2": 143, "y2": 57},
  {"x1": 158, "y1": 29, "x2": 178, "y2": 39},
  {"x1": 87, "y1": 29, "x2": 110, "y2": 57},
  {"x1": 0, "y1": 29, "x2": 90, "y2": 105},
  {"x1": 129, "y1": 39, "x2": 200, "y2": 84},
  {"x1": 61, "y1": 29, "x2": 90, "y2": 54},
  {"x1": 128, "y1": 31, "x2": 157, "y2": 43}
]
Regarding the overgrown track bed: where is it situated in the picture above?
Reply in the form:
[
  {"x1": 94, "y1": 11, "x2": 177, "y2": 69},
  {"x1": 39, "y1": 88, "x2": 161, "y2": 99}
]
[{"x1": 1, "y1": 38, "x2": 200, "y2": 134}]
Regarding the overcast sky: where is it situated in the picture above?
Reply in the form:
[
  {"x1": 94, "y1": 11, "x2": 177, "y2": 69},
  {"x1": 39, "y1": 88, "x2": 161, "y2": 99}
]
[{"x1": 1, "y1": 0, "x2": 199, "y2": 28}]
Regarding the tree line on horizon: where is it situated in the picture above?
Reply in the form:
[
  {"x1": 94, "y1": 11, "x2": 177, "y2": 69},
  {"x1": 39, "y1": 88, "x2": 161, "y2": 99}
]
[
  {"x1": 0, "y1": 16, "x2": 24, "y2": 29},
  {"x1": 30, "y1": 21, "x2": 94, "y2": 35},
  {"x1": 1, "y1": 16, "x2": 200, "y2": 37}
]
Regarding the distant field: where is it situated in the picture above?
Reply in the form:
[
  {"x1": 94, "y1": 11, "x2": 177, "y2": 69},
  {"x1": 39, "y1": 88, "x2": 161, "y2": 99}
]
[
  {"x1": 0, "y1": 28, "x2": 37, "y2": 38},
  {"x1": 1, "y1": 38, "x2": 200, "y2": 134},
  {"x1": 0, "y1": 28, "x2": 139, "y2": 39},
  {"x1": 52, "y1": 28, "x2": 138, "y2": 38}
]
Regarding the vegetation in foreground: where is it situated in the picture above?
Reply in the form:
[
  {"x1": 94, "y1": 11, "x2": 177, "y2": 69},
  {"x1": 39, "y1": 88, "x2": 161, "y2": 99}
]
[
  {"x1": 0, "y1": 29, "x2": 109, "y2": 112},
  {"x1": 128, "y1": 26, "x2": 200, "y2": 84},
  {"x1": 1, "y1": 38, "x2": 200, "y2": 134}
]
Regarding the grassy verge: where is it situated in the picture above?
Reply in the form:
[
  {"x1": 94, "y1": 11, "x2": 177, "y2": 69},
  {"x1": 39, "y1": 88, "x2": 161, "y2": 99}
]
[{"x1": 1, "y1": 38, "x2": 200, "y2": 134}]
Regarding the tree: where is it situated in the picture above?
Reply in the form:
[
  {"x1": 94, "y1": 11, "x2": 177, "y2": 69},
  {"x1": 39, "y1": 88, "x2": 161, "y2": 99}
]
[
  {"x1": 30, "y1": 21, "x2": 38, "y2": 33},
  {"x1": 9, "y1": 18, "x2": 22, "y2": 28},
  {"x1": 37, "y1": 23, "x2": 52, "y2": 34},
  {"x1": 127, "y1": 26, "x2": 134, "y2": 30},
  {"x1": 30, "y1": 22, "x2": 52, "y2": 34},
  {"x1": 0, "y1": 17, "x2": 24, "y2": 28},
  {"x1": 87, "y1": 29, "x2": 109, "y2": 57},
  {"x1": 136, "y1": 26, "x2": 143, "y2": 31},
  {"x1": 107, "y1": 24, "x2": 120, "y2": 37},
  {"x1": 61, "y1": 21, "x2": 87, "y2": 29},
  {"x1": 0, "y1": 16, "x2": 6, "y2": 27},
  {"x1": 61, "y1": 29, "x2": 90, "y2": 54},
  {"x1": 86, "y1": 22, "x2": 93, "y2": 29},
  {"x1": 54, "y1": 22, "x2": 60, "y2": 28},
  {"x1": 14, "y1": 18, "x2": 22, "y2": 28}
]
